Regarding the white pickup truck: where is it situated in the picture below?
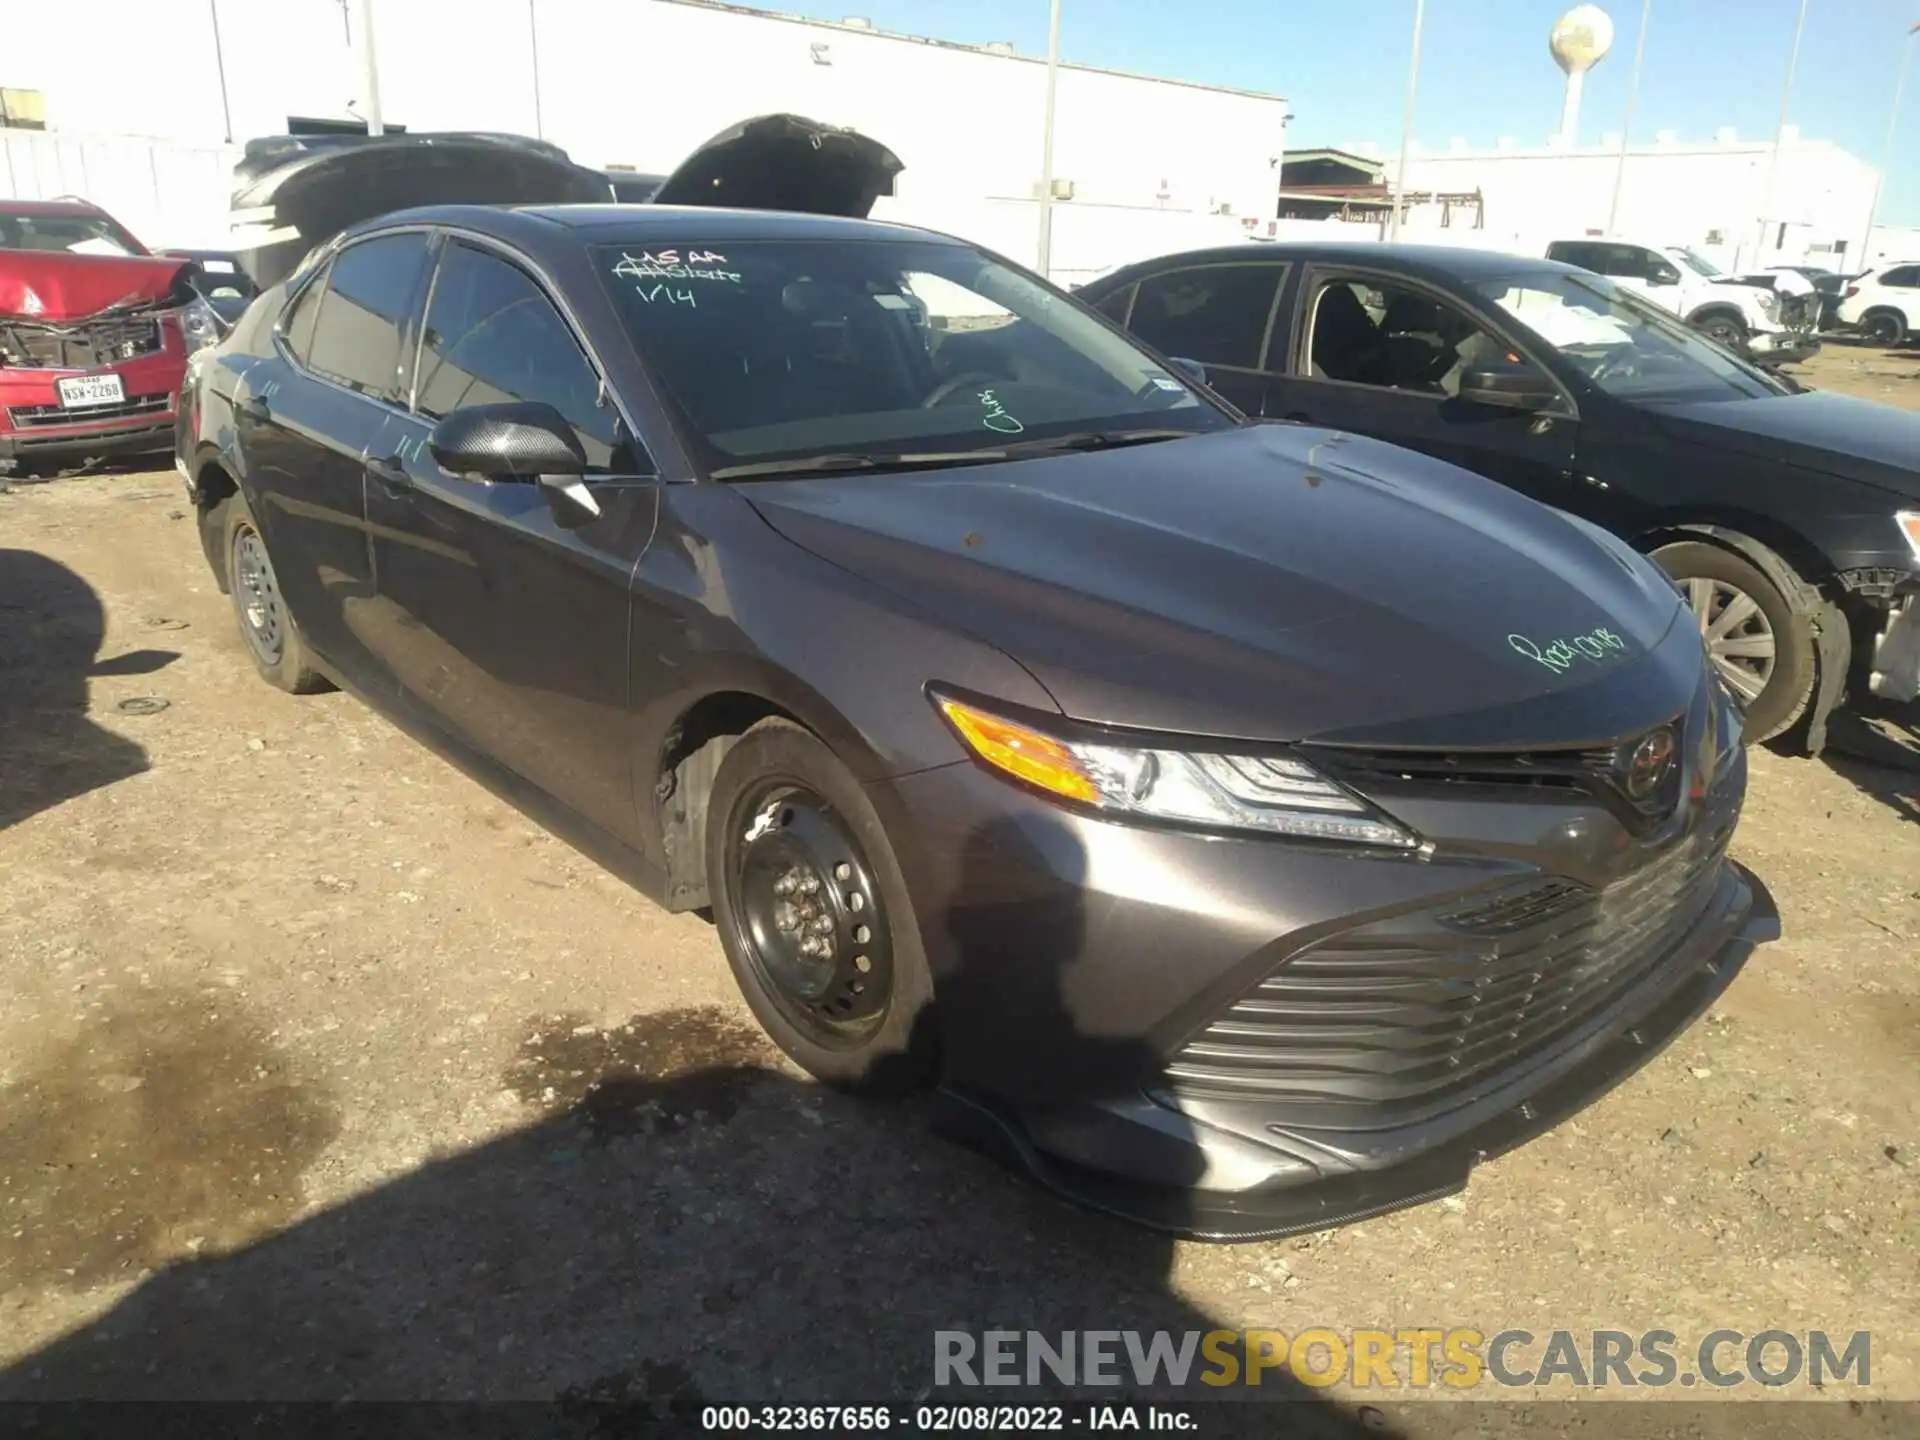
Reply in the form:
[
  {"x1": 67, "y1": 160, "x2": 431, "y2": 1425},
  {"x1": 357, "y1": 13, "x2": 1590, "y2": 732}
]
[{"x1": 1544, "y1": 237, "x2": 1822, "y2": 366}]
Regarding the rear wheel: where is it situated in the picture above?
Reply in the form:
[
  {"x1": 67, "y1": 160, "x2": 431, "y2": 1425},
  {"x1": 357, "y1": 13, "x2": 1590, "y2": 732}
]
[
  {"x1": 705, "y1": 718, "x2": 936, "y2": 1094},
  {"x1": 219, "y1": 495, "x2": 331, "y2": 695},
  {"x1": 1861, "y1": 308, "x2": 1908, "y2": 347},
  {"x1": 1650, "y1": 540, "x2": 1814, "y2": 743}
]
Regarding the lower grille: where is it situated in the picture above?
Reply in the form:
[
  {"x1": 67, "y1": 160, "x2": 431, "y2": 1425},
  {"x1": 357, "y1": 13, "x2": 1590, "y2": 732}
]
[
  {"x1": 8, "y1": 394, "x2": 171, "y2": 429},
  {"x1": 0, "y1": 316, "x2": 164, "y2": 370},
  {"x1": 1165, "y1": 791, "x2": 1741, "y2": 1119}
]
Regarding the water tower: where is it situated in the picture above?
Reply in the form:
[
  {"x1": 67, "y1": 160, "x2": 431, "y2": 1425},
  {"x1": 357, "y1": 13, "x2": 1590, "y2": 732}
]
[{"x1": 1550, "y1": 5, "x2": 1615, "y2": 147}]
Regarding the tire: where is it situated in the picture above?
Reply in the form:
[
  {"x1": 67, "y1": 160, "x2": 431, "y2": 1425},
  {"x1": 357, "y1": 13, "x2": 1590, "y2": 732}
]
[
  {"x1": 1861, "y1": 309, "x2": 1908, "y2": 347},
  {"x1": 1650, "y1": 540, "x2": 1815, "y2": 744},
  {"x1": 705, "y1": 718, "x2": 937, "y2": 1094},
  {"x1": 218, "y1": 494, "x2": 332, "y2": 695},
  {"x1": 1691, "y1": 311, "x2": 1747, "y2": 351}
]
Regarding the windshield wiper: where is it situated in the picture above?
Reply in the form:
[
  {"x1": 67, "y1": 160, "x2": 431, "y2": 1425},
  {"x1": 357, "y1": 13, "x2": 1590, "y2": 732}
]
[
  {"x1": 710, "y1": 451, "x2": 1008, "y2": 480},
  {"x1": 709, "y1": 430, "x2": 1197, "y2": 481},
  {"x1": 988, "y1": 428, "x2": 1197, "y2": 456}
]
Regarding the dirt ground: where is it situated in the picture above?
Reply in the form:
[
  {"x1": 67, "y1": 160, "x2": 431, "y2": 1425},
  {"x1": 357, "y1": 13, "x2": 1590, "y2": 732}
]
[{"x1": 0, "y1": 342, "x2": 1916, "y2": 1433}]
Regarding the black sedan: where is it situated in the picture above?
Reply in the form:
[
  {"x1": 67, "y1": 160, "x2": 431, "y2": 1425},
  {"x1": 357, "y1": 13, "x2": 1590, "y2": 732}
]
[
  {"x1": 176, "y1": 204, "x2": 1775, "y2": 1239},
  {"x1": 1078, "y1": 244, "x2": 1920, "y2": 750}
]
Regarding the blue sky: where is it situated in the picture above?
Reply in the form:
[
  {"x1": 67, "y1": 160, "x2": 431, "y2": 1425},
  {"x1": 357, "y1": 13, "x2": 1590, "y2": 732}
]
[{"x1": 745, "y1": 0, "x2": 1920, "y2": 226}]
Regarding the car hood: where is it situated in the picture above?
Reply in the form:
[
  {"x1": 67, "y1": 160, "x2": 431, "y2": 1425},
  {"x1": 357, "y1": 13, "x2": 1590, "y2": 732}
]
[
  {"x1": 649, "y1": 113, "x2": 902, "y2": 217},
  {"x1": 0, "y1": 251, "x2": 195, "y2": 321},
  {"x1": 1649, "y1": 390, "x2": 1920, "y2": 500},
  {"x1": 744, "y1": 425, "x2": 1694, "y2": 747}
]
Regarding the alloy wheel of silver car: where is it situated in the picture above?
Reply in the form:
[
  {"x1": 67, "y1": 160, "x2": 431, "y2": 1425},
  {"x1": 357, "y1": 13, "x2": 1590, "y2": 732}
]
[{"x1": 1687, "y1": 575, "x2": 1775, "y2": 708}]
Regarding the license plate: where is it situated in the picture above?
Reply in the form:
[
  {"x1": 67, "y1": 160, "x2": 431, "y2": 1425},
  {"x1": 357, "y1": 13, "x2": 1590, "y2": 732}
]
[{"x1": 56, "y1": 374, "x2": 126, "y2": 409}]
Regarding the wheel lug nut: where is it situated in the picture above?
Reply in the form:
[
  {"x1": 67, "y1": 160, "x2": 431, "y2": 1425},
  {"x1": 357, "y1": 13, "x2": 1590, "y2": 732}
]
[{"x1": 833, "y1": 863, "x2": 852, "y2": 882}]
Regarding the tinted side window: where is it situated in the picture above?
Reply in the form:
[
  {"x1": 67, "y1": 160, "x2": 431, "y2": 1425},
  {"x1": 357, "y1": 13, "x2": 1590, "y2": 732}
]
[
  {"x1": 1883, "y1": 266, "x2": 1920, "y2": 288},
  {"x1": 1548, "y1": 242, "x2": 1604, "y2": 271},
  {"x1": 1307, "y1": 278, "x2": 1512, "y2": 397},
  {"x1": 416, "y1": 241, "x2": 625, "y2": 471},
  {"x1": 305, "y1": 233, "x2": 430, "y2": 399},
  {"x1": 1126, "y1": 265, "x2": 1285, "y2": 370},
  {"x1": 279, "y1": 262, "x2": 329, "y2": 365}
]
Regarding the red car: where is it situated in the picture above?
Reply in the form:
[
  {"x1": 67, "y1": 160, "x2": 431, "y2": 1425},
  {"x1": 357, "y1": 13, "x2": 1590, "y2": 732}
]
[{"x1": 1, "y1": 198, "x2": 227, "y2": 475}]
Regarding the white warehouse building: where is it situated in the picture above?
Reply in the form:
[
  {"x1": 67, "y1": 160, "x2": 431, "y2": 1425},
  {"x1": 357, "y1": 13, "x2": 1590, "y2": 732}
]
[
  {"x1": 1, "y1": 0, "x2": 1291, "y2": 283},
  {"x1": 1393, "y1": 129, "x2": 1893, "y2": 271}
]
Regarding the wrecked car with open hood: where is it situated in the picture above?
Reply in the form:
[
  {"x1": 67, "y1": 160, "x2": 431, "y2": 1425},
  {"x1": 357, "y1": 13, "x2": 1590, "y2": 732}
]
[
  {"x1": 0, "y1": 197, "x2": 229, "y2": 474},
  {"x1": 225, "y1": 113, "x2": 904, "y2": 291}
]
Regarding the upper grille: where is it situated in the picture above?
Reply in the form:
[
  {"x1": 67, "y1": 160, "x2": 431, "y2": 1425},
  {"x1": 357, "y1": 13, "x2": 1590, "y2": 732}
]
[
  {"x1": 8, "y1": 394, "x2": 171, "y2": 429},
  {"x1": 1164, "y1": 786, "x2": 1741, "y2": 1121},
  {"x1": 0, "y1": 317, "x2": 164, "y2": 370}
]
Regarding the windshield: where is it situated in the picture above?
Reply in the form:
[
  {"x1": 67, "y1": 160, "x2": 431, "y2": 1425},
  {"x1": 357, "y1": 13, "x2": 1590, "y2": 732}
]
[
  {"x1": 1671, "y1": 247, "x2": 1721, "y2": 279},
  {"x1": 0, "y1": 211, "x2": 146, "y2": 257},
  {"x1": 1477, "y1": 270, "x2": 1786, "y2": 402},
  {"x1": 592, "y1": 238, "x2": 1231, "y2": 474}
]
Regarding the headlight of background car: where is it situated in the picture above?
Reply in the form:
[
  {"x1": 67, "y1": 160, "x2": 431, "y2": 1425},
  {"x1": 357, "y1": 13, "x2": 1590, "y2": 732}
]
[
  {"x1": 176, "y1": 297, "x2": 224, "y2": 355},
  {"x1": 934, "y1": 696, "x2": 1419, "y2": 849}
]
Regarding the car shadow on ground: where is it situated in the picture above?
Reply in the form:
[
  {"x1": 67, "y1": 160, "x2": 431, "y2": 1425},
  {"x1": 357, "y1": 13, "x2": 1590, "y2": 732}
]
[
  {"x1": 0, "y1": 810, "x2": 1396, "y2": 1437},
  {"x1": 1818, "y1": 699, "x2": 1920, "y2": 829},
  {"x1": 0, "y1": 546, "x2": 175, "y2": 831}
]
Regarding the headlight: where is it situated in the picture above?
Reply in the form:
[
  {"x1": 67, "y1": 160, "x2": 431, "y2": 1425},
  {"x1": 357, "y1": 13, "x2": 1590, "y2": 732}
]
[
  {"x1": 176, "y1": 297, "x2": 223, "y2": 355},
  {"x1": 933, "y1": 695, "x2": 1420, "y2": 849},
  {"x1": 1897, "y1": 511, "x2": 1920, "y2": 565}
]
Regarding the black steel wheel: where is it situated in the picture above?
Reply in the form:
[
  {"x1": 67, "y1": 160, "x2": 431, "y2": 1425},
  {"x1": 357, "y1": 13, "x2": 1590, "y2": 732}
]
[
  {"x1": 706, "y1": 718, "x2": 936, "y2": 1093},
  {"x1": 218, "y1": 495, "x2": 331, "y2": 695},
  {"x1": 726, "y1": 781, "x2": 894, "y2": 1046}
]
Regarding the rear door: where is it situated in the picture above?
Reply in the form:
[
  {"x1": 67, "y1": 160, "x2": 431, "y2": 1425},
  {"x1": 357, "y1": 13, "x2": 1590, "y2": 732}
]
[
  {"x1": 1105, "y1": 259, "x2": 1290, "y2": 416},
  {"x1": 237, "y1": 230, "x2": 432, "y2": 693},
  {"x1": 1263, "y1": 265, "x2": 1588, "y2": 512},
  {"x1": 363, "y1": 234, "x2": 659, "y2": 844}
]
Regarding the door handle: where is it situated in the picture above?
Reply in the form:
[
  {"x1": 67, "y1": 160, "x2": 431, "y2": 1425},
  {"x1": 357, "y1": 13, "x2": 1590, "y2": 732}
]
[{"x1": 367, "y1": 455, "x2": 412, "y2": 497}]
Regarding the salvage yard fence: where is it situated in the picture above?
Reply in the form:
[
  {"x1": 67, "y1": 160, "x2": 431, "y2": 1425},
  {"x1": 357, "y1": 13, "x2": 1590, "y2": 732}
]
[{"x1": 1, "y1": 129, "x2": 239, "y2": 250}]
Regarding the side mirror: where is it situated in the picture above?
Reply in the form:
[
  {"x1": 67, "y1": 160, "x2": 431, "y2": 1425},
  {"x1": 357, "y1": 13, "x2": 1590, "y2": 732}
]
[
  {"x1": 1648, "y1": 266, "x2": 1682, "y2": 287},
  {"x1": 428, "y1": 401, "x2": 587, "y2": 481},
  {"x1": 1457, "y1": 364, "x2": 1560, "y2": 412},
  {"x1": 1166, "y1": 356, "x2": 1209, "y2": 386}
]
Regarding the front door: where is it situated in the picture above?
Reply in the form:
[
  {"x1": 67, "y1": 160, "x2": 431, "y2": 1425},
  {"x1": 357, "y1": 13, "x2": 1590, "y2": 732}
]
[
  {"x1": 361, "y1": 236, "x2": 660, "y2": 845},
  {"x1": 1264, "y1": 268, "x2": 1591, "y2": 515}
]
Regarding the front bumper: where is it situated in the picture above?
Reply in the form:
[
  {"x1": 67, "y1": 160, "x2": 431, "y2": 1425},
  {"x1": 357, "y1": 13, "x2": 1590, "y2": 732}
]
[
  {"x1": 1746, "y1": 328, "x2": 1821, "y2": 365},
  {"x1": 0, "y1": 337, "x2": 186, "y2": 467},
  {"x1": 1870, "y1": 594, "x2": 1920, "y2": 704},
  {"x1": 883, "y1": 695, "x2": 1774, "y2": 1240}
]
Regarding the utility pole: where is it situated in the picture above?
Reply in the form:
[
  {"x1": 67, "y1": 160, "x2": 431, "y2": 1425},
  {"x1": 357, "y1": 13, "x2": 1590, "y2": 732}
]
[
  {"x1": 1753, "y1": 0, "x2": 1809, "y2": 266},
  {"x1": 1388, "y1": 0, "x2": 1427, "y2": 242},
  {"x1": 1035, "y1": 0, "x2": 1063, "y2": 277},
  {"x1": 357, "y1": 0, "x2": 385, "y2": 136},
  {"x1": 209, "y1": 0, "x2": 234, "y2": 143},
  {"x1": 1605, "y1": 0, "x2": 1652, "y2": 235},
  {"x1": 1856, "y1": 23, "x2": 1920, "y2": 270}
]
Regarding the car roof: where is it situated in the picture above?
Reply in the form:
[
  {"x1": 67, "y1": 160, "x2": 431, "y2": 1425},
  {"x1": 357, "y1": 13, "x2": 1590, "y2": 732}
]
[
  {"x1": 0, "y1": 197, "x2": 112, "y2": 217},
  {"x1": 1094, "y1": 241, "x2": 1574, "y2": 286},
  {"x1": 356, "y1": 202, "x2": 958, "y2": 248}
]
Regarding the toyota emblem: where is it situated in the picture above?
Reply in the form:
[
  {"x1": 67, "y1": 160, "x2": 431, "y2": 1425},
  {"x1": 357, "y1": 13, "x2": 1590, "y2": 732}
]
[{"x1": 1624, "y1": 727, "x2": 1677, "y2": 799}]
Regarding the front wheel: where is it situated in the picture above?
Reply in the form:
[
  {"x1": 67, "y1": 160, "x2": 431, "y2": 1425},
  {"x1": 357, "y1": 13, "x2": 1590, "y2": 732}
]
[
  {"x1": 705, "y1": 718, "x2": 937, "y2": 1094},
  {"x1": 1650, "y1": 540, "x2": 1814, "y2": 743},
  {"x1": 1692, "y1": 312, "x2": 1748, "y2": 351}
]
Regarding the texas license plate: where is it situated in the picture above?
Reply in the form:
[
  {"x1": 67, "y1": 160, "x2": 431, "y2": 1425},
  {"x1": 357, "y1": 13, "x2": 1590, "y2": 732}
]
[{"x1": 56, "y1": 374, "x2": 126, "y2": 409}]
